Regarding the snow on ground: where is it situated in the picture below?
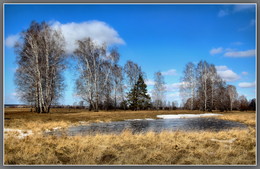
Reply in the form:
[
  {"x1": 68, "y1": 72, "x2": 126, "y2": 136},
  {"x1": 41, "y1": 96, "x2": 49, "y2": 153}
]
[
  {"x1": 125, "y1": 118, "x2": 155, "y2": 121},
  {"x1": 45, "y1": 126, "x2": 66, "y2": 133},
  {"x1": 79, "y1": 121, "x2": 89, "y2": 124},
  {"x1": 4, "y1": 128, "x2": 33, "y2": 139},
  {"x1": 125, "y1": 119, "x2": 143, "y2": 121},
  {"x1": 157, "y1": 113, "x2": 223, "y2": 119},
  {"x1": 52, "y1": 127, "x2": 62, "y2": 130},
  {"x1": 5, "y1": 126, "x2": 65, "y2": 139}
]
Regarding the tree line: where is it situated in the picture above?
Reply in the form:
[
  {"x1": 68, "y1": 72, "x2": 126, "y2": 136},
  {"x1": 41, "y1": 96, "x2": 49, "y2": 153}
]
[
  {"x1": 180, "y1": 61, "x2": 256, "y2": 112},
  {"x1": 14, "y1": 21, "x2": 255, "y2": 113}
]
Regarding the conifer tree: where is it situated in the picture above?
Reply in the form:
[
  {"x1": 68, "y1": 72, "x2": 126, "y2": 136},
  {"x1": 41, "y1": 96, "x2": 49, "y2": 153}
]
[{"x1": 127, "y1": 75, "x2": 151, "y2": 110}]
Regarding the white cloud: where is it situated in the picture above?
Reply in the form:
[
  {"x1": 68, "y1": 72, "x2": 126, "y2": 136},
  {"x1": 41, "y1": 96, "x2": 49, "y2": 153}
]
[
  {"x1": 238, "y1": 19, "x2": 256, "y2": 31},
  {"x1": 218, "y1": 70, "x2": 240, "y2": 82},
  {"x1": 51, "y1": 20, "x2": 125, "y2": 54},
  {"x1": 211, "y1": 46, "x2": 255, "y2": 58},
  {"x1": 10, "y1": 67, "x2": 18, "y2": 72},
  {"x1": 216, "y1": 65, "x2": 240, "y2": 82},
  {"x1": 224, "y1": 49, "x2": 255, "y2": 58},
  {"x1": 11, "y1": 92, "x2": 18, "y2": 96},
  {"x1": 4, "y1": 92, "x2": 23, "y2": 104},
  {"x1": 165, "y1": 92, "x2": 181, "y2": 105},
  {"x1": 5, "y1": 34, "x2": 20, "y2": 48},
  {"x1": 145, "y1": 79, "x2": 155, "y2": 86},
  {"x1": 72, "y1": 93, "x2": 81, "y2": 98},
  {"x1": 161, "y1": 69, "x2": 177, "y2": 76},
  {"x1": 238, "y1": 81, "x2": 255, "y2": 88},
  {"x1": 233, "y1": 4, "x2": 255, "y2": 12},
  {"x1": 215, "y1": 65, "x2": 228, "y2": 71},
  {"x1": 5, "y1": 20, "x2": 125, "y2": 54},
  {"x1": 225, "y1": 48, "x2": 235, "y2": 52},
  {"x1": 250, "y1": 19, "x2": 256, "y2": 26},
  {"x1": 218, "y1": 5, "x2": 255, "y2": 18},
  {"x1": 210, "y1": 47, "x2": 223, "y2": 55},
  {"x1": 242, "y1": 71, "x2": 248, "y2": 75},
  {"x1": 218, "y1": 10, "x2": 229, "y2": 17},
  {"x1": 231, "y1": 41, "x2": 243, "y2": 46},
  {"x1": 165, "y1": 82, "x2": 183, "y2": 92},
  {"x1": 167, "y1": 92, "x2": 180, "y2": 98}
]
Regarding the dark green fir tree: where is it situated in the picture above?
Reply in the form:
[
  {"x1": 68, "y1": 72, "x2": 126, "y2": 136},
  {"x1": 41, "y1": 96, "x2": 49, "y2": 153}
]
[{"x1": 127, "y1": 75, "x2": 151, "y2": 110}]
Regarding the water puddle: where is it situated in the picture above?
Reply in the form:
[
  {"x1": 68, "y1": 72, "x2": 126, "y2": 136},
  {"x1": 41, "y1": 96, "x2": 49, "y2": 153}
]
[{"x1": 46, "y1": 117, "x2": 247, "y2": 136}]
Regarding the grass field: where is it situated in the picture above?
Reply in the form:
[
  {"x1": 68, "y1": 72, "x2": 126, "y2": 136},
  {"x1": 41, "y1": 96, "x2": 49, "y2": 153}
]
[{"x1": 4, "y1": 108, "x2": 256, "y2": 165}]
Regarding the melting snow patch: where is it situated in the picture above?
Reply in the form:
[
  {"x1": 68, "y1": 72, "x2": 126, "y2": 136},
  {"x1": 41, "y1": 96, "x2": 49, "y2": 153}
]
[
  {"x1": 157, "y1": 113, "x2": 223, "y2": 119},
  {"x1": 125, "y1": 118, "x2": 155, "y2": 121},
  {"x1": 4, "y1": 128, "x2": 33, "y2": 139},
  {"x1": 46, "y1": 126, "x2": 63, "y2": 133},
  {"x1": 79, "y1": 121, "x2": 88, "y2": 124},
  {"x1": 52, "y1": 127, "x2": 62, "y2": 130},
  {"x1": 210, "y1": 138, "x2": 236, "y2": 143},
  {"x1": 125, "y1": 119, "x2": 143, "y2": 121}
]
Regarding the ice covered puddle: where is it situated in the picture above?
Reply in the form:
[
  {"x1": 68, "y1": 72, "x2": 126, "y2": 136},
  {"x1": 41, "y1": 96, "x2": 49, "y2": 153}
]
[{"x1": 157, "y1": 113, "x2": 223, "y2": 119}]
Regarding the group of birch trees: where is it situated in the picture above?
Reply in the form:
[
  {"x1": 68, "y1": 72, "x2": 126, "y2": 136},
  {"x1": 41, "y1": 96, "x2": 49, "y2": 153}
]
[
  {"x1": 15, "y1": 21, "x2": 151, "y2": 112},
  {"x1": 180, "y1": 60, "x2": 254, "y2": 112},
  {"x1": 73, "y1": 38, "x2": 123, "y2": 112},
  {"x1": 73, "y1": 38, "x2": 151, "y2": 111},
  {"x1": 15, "y1": 21, "x2": 66, "y2": 113}
]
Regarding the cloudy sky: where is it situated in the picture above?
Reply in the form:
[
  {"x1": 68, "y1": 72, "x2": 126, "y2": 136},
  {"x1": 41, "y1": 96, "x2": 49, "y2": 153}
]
[{"x1": 4, "y1": 4, "x2": 256, "y2": 105}]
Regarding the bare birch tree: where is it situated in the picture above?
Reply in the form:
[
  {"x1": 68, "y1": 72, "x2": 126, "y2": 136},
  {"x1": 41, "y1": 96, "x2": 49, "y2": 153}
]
[
  {"x1": 180, "y1": 62, "x2": 196, "y2": 110},
  {"x1": 227, "y1": 85, "x2": 238, "y2": 111},
  {"x1": 15, "y1": 21, "x2": 66, "y2": 113},
  {"x1": 112, "y1": 64, "x2": 124, "y2": 109},
  {"x1": 214, "y1": 79, "x2": 229, "y2": 111},
  {"x1": 124, "y1": 60, "x2": 143, "y2": 90},
  {"x1": 207, "y1": 64, "x2": 223, "y2": 111},
  {"x1": 196, "y1": 61, "x2": 212, "y2": 111},
  {"x1": 74, "y1": 38, "x2": 120, "y2": 112},
  {"x1": 238, "y1": 95, "x2": 248, "y2": 111},
  {"x1": 152, "y1": 71, "x2": 166, "y2": 110}
]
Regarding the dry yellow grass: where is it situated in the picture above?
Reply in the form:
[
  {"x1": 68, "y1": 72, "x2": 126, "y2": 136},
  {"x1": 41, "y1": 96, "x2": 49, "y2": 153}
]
[
  {"x1": 216, "y1": 111, "x2": 256, "y2": 126},
  {"x1": 4, "y1": 128, "x2": 255, "y2": 165},
  {"x1": 4, "y1": 108, "x2": 256, "y2": 165}
]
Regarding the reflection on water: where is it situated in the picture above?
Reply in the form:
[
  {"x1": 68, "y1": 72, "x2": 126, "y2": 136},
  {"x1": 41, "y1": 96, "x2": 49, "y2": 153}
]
[{"x1": 47, "y1": 118, "x2": 247, "y2": 136}]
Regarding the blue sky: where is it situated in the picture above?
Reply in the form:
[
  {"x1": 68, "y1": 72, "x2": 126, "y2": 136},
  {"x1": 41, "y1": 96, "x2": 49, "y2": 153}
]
[{"x1": 4, "y1": 4, "x2": 256, "y2": 105}]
